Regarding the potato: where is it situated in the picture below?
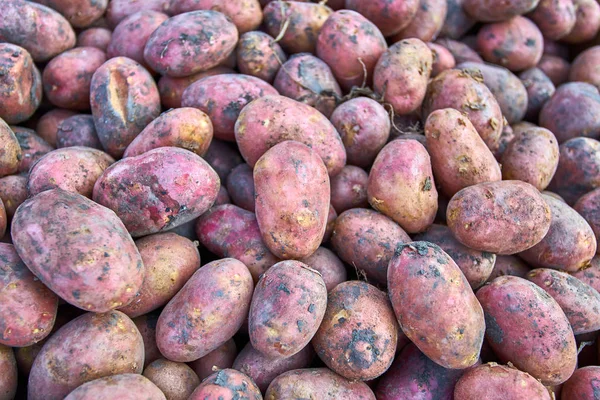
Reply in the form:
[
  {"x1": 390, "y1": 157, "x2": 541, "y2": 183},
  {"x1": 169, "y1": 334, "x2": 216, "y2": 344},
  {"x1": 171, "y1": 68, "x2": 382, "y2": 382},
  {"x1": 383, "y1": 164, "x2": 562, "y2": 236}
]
[
  {"x1": 425, "y1": 108, "x2": 501, "y2": 197},
  {"x1": 226, "y1": 163, "x2": 255, "y2": 212},
  {"x1": 236, "y1": 31, "x2": 286, "y2": 83},
  {"x1": 368, "y1": 139, "x2": 438, "y2": 233},
  {"x1": 64, "y1": 374, "x2": 166, "y2": 400},
  {"x1": 537, "y1": 54, "x2": 570, "y2": 86},
  {"x1": 77, "y1": 28, "x2": 112, "y2": 51},
  {"x1": 90, "y1": 57, "x2": 161, "y2": 158},
  {"x1": 575, "y1": 188, "x2": 600, "y2": 246},
  {"x1": 519, "y1": 67, "x2": 556, "y2": 120},
  {"x1": 549, "y1": 137, "x2": 600, "y2": 206},
  {"x1": 390, "y1": 0, "x2": 447, "y2": 42},
  {"x1": 501, "y1": 127, "x2": 559, "y2": 191},
  {"x1": 123, "y1": 108, "x2": 213, "y2": 158},
  {"x1": 376, "y1": 344, "x2": 469, "y2": 400},
  {"x1": 520, "y1": 194, "x2": 596, "y2": 272},
  {"x1": 36, "y1": 109, "x2": 77, "y2": 147},
  {"x1": 0, "y1": 119, "x2": 21, "y2": 178},
  {"x1": 331, "y1": 208, "x2": 410, "y2": 285},
  {"x1": 0, "y1": 0, "x2": 76, "y2": 62},
  {"x1": 156, "y1": 258, "x2": 253, "y2": 362},
  {"x1": 0, "y1": 175, "x2": 27, "y2": 221},
  {"x1": 133, "y1": 313, "x2": 162, "y2": 368},
  {"x1": 265, "y1": 368, "x2": 375, "y2": 399},
  {"x1": 388, "y1": 242, "x2": 484, "y2": 369},
  {"x1": 435, "y1": 38, "x2": 483, "y2": 64},
  {"x1": 323, "y1": 204, "x2": 337, "y2": 243},
  {"x1": 0, "y1": 344, "x2": 17, "y2": 400},
  {"x1": 316, "y1": 10, "x2": 387, "y2": 91},
  {"x1": 561, "y1": 366, "x2": 600, "y2": 399},
  {"x1": 93, "y1": 147, "x2": 220, "y2": 237},
  {"x1": 189, "y1": 339, "x2": 237, "y2": 380},
  {"x1": 561, "y1": 0, "x2": 600, "y2": 43},
  {"x1": 570, "y1": 46, "x2": 600, "y2": 90},
  {"x1": 462, "y1": 0, "x2": 539, "y2": 21},
  {"x1": 345, "y1": 0, "x2": 418, "y2": 36},
  {"x1": 329, "y1": 165, "x2": 368, "y2": 213},
  {"x1": 189, "y1": 369, "x2": 262, "y2": 400},
  {"x1": 235, "y1": 95, "x2": 346, "y2": 176},
  {"x1": 35, "y1": 0, "x2": 107, "y2": 28},
  {"x1": 170, "y1": 0, "x2": 262, "y2": 34},
  {"x1": 440, "y1": 0, "x2": 475, "y2": 39},
  {"x1": 28, "y1": 311, "x2": 145, "y2": 400},
  {"x1": 447, "y1": 181, "x2": 552, "y2": 254},
  {"x1": 422, "y1": 69, "x2": 503, "y2": 150},
  {"x1": 0, "y1": 43, "x2": 42, "y2": 125},
  {"x1": 254, "y1": 141, "x2": 330, "y2": 259},
  {"x1": 0, "y1": 199, "x2": 5, "y2": 238},
  {"x1": 487, "y1": 255, "x2": 531, "y2": 281},
  {"x1": 182, "y1": 74, "x2": 277, "y2": 141},
  {"x1": 477, "y1": 276, "x2": 577, "y2": 385},
  {"x1": 428, "y1": 43, "x2": 456, "y2": 77},
  {"x1": 196, "y1": 204, "x2": 279, "y2": 282},
  {"x1": 374, "y1": 39, "x2": 432, "y2": 115},
  {"x1": 158, "y1": 66, "x2": 234, "y2": 109},
  {"x1": 233, "y1": 342, "x2": 313, "y2": 392},
  {"x1": 453, "y1": 363, "x2": 551, "y2": 400},
  {"x1": 107, "y1": 10, "x2": 169, "y2": 70},
  {"x1": 215, "y1": 186, "x2": 231, "y2": 206},
  {"x1": 263, "y1": 1, "x2": 332, "y2": 54},
  {"x1": 477, "y1": 17, "x2": 543, "y2": 72},
  {"x1": 249, "y1": 260, "x2": 326, "y2": 358},
  {"x1": 528, "y1": 0, "x2": 576, "y2": 40},
  {"x1": 55, "y1": 114, "x2": 102, "y2": 149},
  {"x1": 106, "y1": 0, "x2": 171, "y2": 28},
  {"x1": 143, "y1": 358, "x2": 200, "y2": 400},
  {"x1": 144, "y1": 11, "x2": 238, "y2": 77},
  {"x1": 12, "y1": 127, "x2": 54, "y2": 174}
]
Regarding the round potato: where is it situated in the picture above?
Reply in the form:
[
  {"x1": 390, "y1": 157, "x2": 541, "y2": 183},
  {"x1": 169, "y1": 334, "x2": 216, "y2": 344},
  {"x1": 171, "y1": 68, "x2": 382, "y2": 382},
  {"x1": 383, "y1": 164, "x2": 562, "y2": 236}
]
[
  {"x1": 189, "y1": 369, "x2": 261, "y2": 400},
  {"x1": 189, "y1": 339, "x2": 237, "y2": 381},
  {"x1": 143, "y1": 359, "x2": 200, "y2": 400},
  {"x1": 236, "y1": 31, "x2": 286, "y2": 83},
  {"x1": 64, "y1": 374, "x2": 165, "y2": 400}
]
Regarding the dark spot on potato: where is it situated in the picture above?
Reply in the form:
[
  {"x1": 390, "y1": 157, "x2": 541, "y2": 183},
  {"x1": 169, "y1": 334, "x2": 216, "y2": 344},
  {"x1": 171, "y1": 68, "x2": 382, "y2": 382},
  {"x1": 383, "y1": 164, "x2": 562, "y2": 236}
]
[
  {"x1": 277, "y1": 283, "x2": 291, "y2": 294},
  {"x1": 308, "y1": 304, "x2": 315, "y2": 313},
  {"x1": 484, "y1": 313, "x2": 504, "y2": 344}
]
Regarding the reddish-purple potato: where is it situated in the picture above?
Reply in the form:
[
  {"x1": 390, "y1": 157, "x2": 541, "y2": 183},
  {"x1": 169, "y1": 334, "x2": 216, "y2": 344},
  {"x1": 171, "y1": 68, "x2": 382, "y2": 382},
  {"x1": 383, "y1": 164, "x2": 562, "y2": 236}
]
[
  {"x1": 487, "y1": 255, "x2": 531, "y2": 281},
  {"x1": 106, "y1": 0, "x2": 171, "y2": 28},
  {"x1": 0, "y1": 120, "x2": 22, "y2": 178},
  {"x1": 236, "y1": 31, "x2": 287, "y2": 83},
  {"x1": 189, "y1": 369, "x2": 262, "y2": 400},
  {"x1": 0, "y1": 344, "x2": 17, "y2": 400},
  {"x1": 440, "y1": 0, "x2": 475, "y2": 39},
  {"x1": 56, "y1": 114, "x2": 102, "y2": 149},
  {"x1": 189, "y1": 339, "x2": 237, "y2": 381},
  {"x1": 169, "y1": 0, "x2": 263, "y2": 34},
  {"x1": 390, "y1": 0, "x2": 447, "y2": 43},
  {"x1": 34, "y1": 0, "x2": 108, "y2": 28},
  {"x1": 35, "y1": 109, "x2": 77, "y2": 147},
  {"x1": 537, "y1": 54, "x2": 570, "y2": 86},
  {"x1": 299, "y1": 247, "x2": 347, "y2": 292},
  {"x1": 344, "y1": 0, "x2": 418, "y2": 36},
  {"x1": 528, "y1": 0, "x2": 576, "y2": 40},
  {"x1": 226, "y1": 163, "x2": 255, "y2": 212},
  {"x1": 560, "y1": 366, "x2": 600, "y2": 399},
  {"x1": 64, "y1": 374, "x2": 166, "y2": 400},
  {"x1": 133, "y1": 313, "x2": 162, "y2": 368},
  {"x1": 330, "y1": 165, "x2": 369, "y2": 213},
  {"x1": 428, "y1": 43, "x2": 456, "y2": 77},
  {"x1": 0, "y1": 175, "x2": 27, "y2": 221},
  {"x1": 158, "y1": 66, "x2": 234, "y2": 109},
  {"x1": 462, "y1": 0, "x2": 540, "y2": 21},
  {"x1": 435, "y1": 38, "x2": 483, "y2": 64},
  {"x1": 519, "y1": 67, "x2": 556, "y2": 120},
  {"x1": 561, "y1": 0, "x2": 600, "y2": 43},
  {"x1": 12, "y1": 127, "x2": 54, "y2": 174},
  {"x1": 77, "y1": 28, "x2": 112, "y2": 51},
  {"x1": 575, "y1": 188, "x2": 600, "y2": 247}
]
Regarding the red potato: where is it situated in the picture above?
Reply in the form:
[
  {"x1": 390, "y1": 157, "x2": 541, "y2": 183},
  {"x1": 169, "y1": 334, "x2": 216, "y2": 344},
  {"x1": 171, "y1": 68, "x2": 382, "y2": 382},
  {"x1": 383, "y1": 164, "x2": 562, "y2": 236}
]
[
  {"x1": 143, "y1": 359, "x2": 200, "y2": 400},
  {"x1": 428, "y1": 43, "x2": 456, "y2": 77},
  {"x1": 189, "y1": 369, "x2": 262, "y2": 400},
  {"x1": 0, "y1": 175, "x2": 27, "y2": 221},
  {"x1": 133, "y1": 313, "x2": 162, "y2": 368},
  {"x1": 570, "y1": 46, "x2": 600, "y2": 90},
  {"x1": 77, "y1": 28, "x2": 112, "y2": 51},
  {"x1": 390, "y1": 0, "x2": 447, "y2": 42},
  {"x1": 56, "y1": 114, "x2": 102, "y2": 149},
  {"x1": 123, "y1": 108, "x2": 213, "y2": 158},
  {"x1": 0, "y1": 0, "x2": 76, "y2": 62},
  {"x1": 435, "y1": 38, "x2": 483, "y2": 64},
  {"x1": 368, "y1": 139, "x2": 438, "y2": 233},
  {"x1": 528, "y1": 0, "x2": 576, "y2": 40},
  {"x1": 28, "y1": 311, "x2": 145, "y2": 400},
  {"x1": 157, "y1": 66, "x2": 234, "y2": 109},
  {"x1": 35, "y1": 109, "x2": 77, "y2": 147},
  {"x1": 0, "y1": 120, "x2": 21, "y2": 178},
  {"x1": 156, "y1": 258, "x2": 253, "y2": 362},
  {"x1": 572, "y1": 256, "x2": 600, "y2": 294},
  {"x1": 226, "y1": 163, "x2": 255, "y2": 212},
  {"x1": 12, "y1": 127, "x2": 54, "y2": 174},
  {"x1": 519, "y1": 67, "x2": 556, "y2": 120},
  {"x1": 182, "y1": 74, "x2": 278, "y2": 141},
  {"x1": 575, "y1": 188, "x2": 600, "y2": 247},
  {"x1": 189, "y1": 339, "x2": 237, "y2": 381},
  {"x1": 487, "y1": 255, "x2": 531, "y2": 281},
  {"x1": 330, "y1": 165, "x2": 368, "y2": 213},
  {"x1": 93, "y1": 147, "x2": 220, "y2": 237},
  {"x1": 561, "y1": 0, "x2": 600, "y2": 43},
  {"x1": 462, "y1": 0, "x2": 540, "y2": 21},
  {"x1": 34, "y1": 0, "x2": 108, "y2": 28},
  {"x1": 560, "y1": 366, "x2": 600, "y2": 399},
  {"x1": 64, "y1": 374, "x2": 166, "y2": 400},
  {"x1": 316, "y1": 10, "x2": 387, "y2": 91},
  {"x1": 440, "y1": 0, "x2": 475, "y2": 39},
  {"x1": 0, "y1": 199, "x2": 5, "y2": 238},
  {"x1": 345, "y1": 0, "x2": 418, "y2": 37},
  {"x1": 196, "y1": 204, "x2": 279, "y2": 283},
  {"x1": 0, "y1": 345, "x2": 17, "y2": 400},
  {"x1": 170, "y1": 0, "x2": 262, "y2": 34},
  {"x1": 323, "y1": 204, "x2": 337, "y2": 243},
  {"x1": 537, "y1": 54, "x2": 570, "y2": 86},
  {"x1": 214, "y1": 186, "x2": 231, "y2": 206},
  {"x1": 236, "y1": 31, "x2": 287, "y2": 83},
  {"x1": 374, "y1": 38, "x2": 432, "y2": 115},
  {"x1": 106, "y1": 0, "x2": 171, "y2": 28},
  {"x1": 299, "y1": 247, "x2": 347, "y2": 292}
]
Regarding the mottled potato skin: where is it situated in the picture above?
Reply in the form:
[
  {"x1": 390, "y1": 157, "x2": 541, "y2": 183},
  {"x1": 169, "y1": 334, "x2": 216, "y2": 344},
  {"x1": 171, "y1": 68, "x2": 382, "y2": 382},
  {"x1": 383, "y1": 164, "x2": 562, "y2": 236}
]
[
  {"x1": 562, "y1": 0, "x2": 600, "y2": 43},
  {"x1": 425, "y1": 108, "x2": 501, "y2": 197},
  {"x1": 477, "y1": 276, "x2": 577, "y2": 385},
  {"x1": 529, "y1": 0, "x2": 576, "y2": 40},
  {"x1": 0, "y1": 199, "x2": 5, "y2": 238},
  {"x1": 0, "y1": 119, "x2": 21, "y2": 178},
  {"x1": 158, "y1": 66, "x2": 234, "y2": 109},
  {"x1": 0, "y1": 0, "x2": 76, "y2": 62},
  {"x1": 119, "y1": 233, "x2": 200, "y2": 318},
  {"x1": 249, "y1": 260, "x2": 327, "y2": 358},
  {"x1": 501, "y1": 127, "x2": 559, "y2": 191},
  {"x1": 56, "y1": 115, "x2": 102, "y2": 149},
  {"x1": 170, "y1": 0, "x2": 262, "y2": 34},
  {"x1": 196, "y1": 204, "x2": 279, "y2": 282},
  {"x1": 0, "y1": 175, "x2": 27, "y2": 221},
  {"x1": 265, "y1": 368, "x2": 376, "y2": 400},
  {"x1": 548, "y1": 137, "x2": 600, "y2": 205},
  {"x1": 374, "y1": 39, "x2": 432, "y2": 115},
  {"x1": 189, "y1": 369, "x2": 262, "y2": 400},
  {"x1": 440, "y1": 0, "x2": 475, "y2": 39},
  {"x1": 323, "y1": 204, "x2": 337, "y2": 243},
  {"x1": 28, "y1": 311, "x2": 145, "y2": 400},
  {"x1": 537, "y1": 54, "x2": 570, "y2": 86},
  {"x1": 463, "y1": 0, "x2": 539, "y2": 21},
  {"x1": 572, "y1": 256, "x2": 600, "y2": 293},
  {"x1": 345, "y1": 0, "x2": 418, "y2": 36},
  {"x1": 237, "y1": 31, "x2": 286, "y2": 83},
  {"x1": 144, "y1": 11, "x2": 238, "y2": 77},
  {"x1": 447, "y1": 181, "x2": 552, "y2": 254},
  {"x1": 263, "y1": 1, "x2": 332, "y2": 54},
  {"x1": 124, "y1": 108, "x2": 213, "y2": 158},
  {"x1": 561, "y1": 366, "x2": 600, "y2": 400},
  {"x1": 182, "y1": 74, "x2": 277, "y2": 141},
  {"x1": 189, "y1": 339, "x2": 237, "y2": 380},
  {"x1": 388, "y1": 242, "x2": 484, "y2": 369},
  {"x1": 107, "y1": 10, "x2": 169, "y2": 70},
  {"x1": 36, "y1": 109, "x2": 77, "y2": 147},
  {"x1": 13, "y1": 127, "x2": 54, "y2": 174},
  {"x1": 64, "y1": 374, "x2": 166, "y2": 400},
  {"x1": 156, "y1": 258, "x2": 253, "y2": 362},
  {"x1": 93, "y1": 147, "x2": 220, "y2": 237},
  {"x1": 235, "y1": 95, "x2": 346, "y2": 176},
  {"x1": 428, "y1": 43, "x2": 456, "y2": 77},
  {"x1": 316, "y1": 10, "x2": 387, "y2": 91},
  {"x1": 520, "y1": 194, "x2": 597, "y2": 272},
  {"x1": 435, "y1": 38, "x2": 483, "y2": 64},
  {"x1": 575, "y1": 188, "x2": 600, "y2": 246},
  {"x1": 570, "y1": 46, "x2": 600, "y2": 90},
  {"x1": 329, "y1": 97, "x2": 390, "y2": 169},
  {"x1": 487, "y1": 255, "x2": 531, "y2": 281},
  {"x1": 34, "y1": 0, "x2": 107, "y2": 28},
  {"x1": 453, "y1": 363, "x2": 551, "y2": 400},
  {"x1": 391, "y1": 0, "x2": 447, "y2": 42},
  {"x1": 90, "y1": 57, "x2": 161, "y2": 158},
  {"x1": 226, "y1": 163, "x2": 255, "y2": 212},
  {"x1": 77, "y1": 28, "x2": 112, "y2": 52},
  {"x1": 422, "y1": 69, "x2": 503, "y2": 150},
  {"x1": 376, "y1": 344, "x2": 469, "y2": 400},
  {"x1": 254, "y1": 141, "x2": 330, "y2": 259},
  {"x1": 143, "y1": 359, "x2": 200, "y2": 400},
  {"x1": 330, "y1": 165, "x2": 369, "y2": 213},
  {"x1": 368, "y1": 139, "x2": 438, "y2": 233},
  {"x1": 106, "y1": 0, "x2": 171, "y2": 28},
  {"x1": 519, "y1": 67, "x2": 556, "y2": 120},
  {"x1": 0, "y1": 344, "x2": 17, "y2": 400}
]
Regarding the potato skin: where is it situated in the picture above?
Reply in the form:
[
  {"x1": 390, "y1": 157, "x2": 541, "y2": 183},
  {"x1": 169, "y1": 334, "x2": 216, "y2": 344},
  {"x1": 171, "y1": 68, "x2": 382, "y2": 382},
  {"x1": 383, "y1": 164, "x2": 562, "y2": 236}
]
[
  {"x1": 170, "y1": 0, "x2": 262, "y2": 34},
  {"x1": 447, "y1": 181, "x2": 552, "y2": 254},
  {"x1": 132, "y1": 313, "x2": 162, "y2": 368},
  {"x1": 435, "y1": 38, "x2": 483, "y2": 64},
  {"x1": 236, "y1": 31, "x2": 286, "y2": 83},
  {"x1": 254, "y1": 141, "x2": 330, "y2": 259},
  {"x1": 226, "y1": 163, "x2": 255, "y2": 212},
  {"x1": 265, "y1": 368, "x2": 376, "y2": 400},
  {"x1": 0, "y1": 0, "x2": 76, "y2": 62},
  {"x1": 34, "y1": 0, "x2": 107, "y2": 28},
  {"x1": 0, "y1": 175, "x2": 27, "y2": 220},
  {"x1": 519, "y1": 67, "x2": 556, "y2": 120},
  {"x1": 12, "y1": 189, "x2": 144, "y2": 312},
  {"x1": 189, "y1": 339, "x2": 237, "y2": 380},
  {"x1": 93, "y1": 147, "x2": 220, "y2": 237},
  {"x1": 144, "y1": 11, "x2": 238, "y2": 77},
  {"x1": 520, "y1": 194, "x2": 597, "y2": 272},
  {"x1": 0, "y1": 344, "x2": 17, "y2": 400},
  {"x1": 453, "y1": 363, "x2": 551, "y2": 400},
  {"x1": 249, "y1": 260, "x2": 327, "y2": 359},
  {"x1": 561, "y1": 0, "x2": 600, "y2": 43},
  {"x1": 28, "y1": 311, "x2": 145, "y2": 400},
  {"x1": 158, "y1": 66, "x2": 233, "y2": 109},
  {"x1": 64, "y1": 374, "x2": 166, "y2": 400},
  {"x1": 561, "y1": 366, "x2": 600, "y2": 400},
  {"x1": 189, "y1": 369, "x2": 262, "y2": 400},
  {"x1": 13, "y1": 127, "x2": 54, "y2": 174},
  {"x1": 425, "y1": 108, "x2": 501, "y2": 197},
  {"x1": 529, "y1": 0, "x2": 576, "y2": 40},
  {"x1": 440, "y1": 0, "x2": 475, "y2": 39},
  {"x1": 56, "y1": 115, "x2": 102, "y2": 149},
  {"x1": 196, "y1": 204, "x2": 279, "y2": 283},
  {"x1": 330, "y1": 165, "x2": 369, "y2": 213},
  {"x1": 77, "y1": 28, "x2": 112, "y2": 52},
  {"x1": 537, "y1": 54, "x2": 570, "y2": 86},
  {"x1": 345, "y1": 0, "x2": 418, "y2": 36},
  {"x1": 156, "y1": 258, "x2": 253, "y2": 362},
  {"x1": 0, "y1": 199, "x2": 5, "y2": 238},
  {"x1": 477, "y1": 276, "x2": 577, "y2": 385},
  {"x1": 487, "y1": 255, "x2": 531, "y2": 281},
  {"x1": 391, "y1": 0, "x2": 447, "y2": 42},
  {"x1": 106, "y1": 0, "x2": 171, "y2": 28},
  {"x1": 0, "y1": 119, "x2": 22, "y2": 178},
  {"x1": 368, "y1": 139, "x2": 438, "y2": 234},
  {"x1": 462, "y1": 0, "x2": 539, "y2": 21},
  {"x1": 90, "y1": 57, "x2": 161, "y2": 158},
  {"x1": 182, "y1": 74, "x2": 277, "y2": 141},
  {"x1": 124, "y1": 108, "x2": 213, "y2": 158},
  {"x1": 143, "y1": 358, "x2": 200, "y2": 400},
  {"x1": 575, "y1": 188, "x2": 600, "y2": 246},
  {"x1": 428, "y1": 43, "x2": 456, "y2": 77},
  {"x1": 36, "y1": 109, "x2": 77, "y2": 147}
]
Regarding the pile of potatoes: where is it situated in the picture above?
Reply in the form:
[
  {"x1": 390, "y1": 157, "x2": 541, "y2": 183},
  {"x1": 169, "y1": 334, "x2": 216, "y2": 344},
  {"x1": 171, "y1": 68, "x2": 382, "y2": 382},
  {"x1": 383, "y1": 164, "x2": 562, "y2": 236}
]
[{"x1": 3, "y1": 0, "x2": 600, "y2": 398}]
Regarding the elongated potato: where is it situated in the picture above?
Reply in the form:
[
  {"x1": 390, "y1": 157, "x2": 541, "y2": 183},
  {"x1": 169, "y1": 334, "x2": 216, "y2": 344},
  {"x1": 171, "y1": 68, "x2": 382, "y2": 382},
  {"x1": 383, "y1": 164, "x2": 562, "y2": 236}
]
[
  {"x1": 463, "y1": 0, "x2": 539, "y2": 22},
  {"x1": 391, "y1": 0, "x2": 448, "y2": 42},
  {"x1": 34, "y1": 0, "x2": 108, "y2": 28},
  {"x1": 64, "y1": 374, "x2": 166, "y2": 400},
  {"x1": 133, "y1": 313, "x2": 162, "y2": 369},
  {"x1": 226, "y1": 163, "x2": 255, "y2": 212},
  {"x1": 345, "y1": 0, "x2": 418, "y2": 36},
  {"x1": 158, "y1": 66, "x2": 233, "y2": 109},
  {"x1": 529, "y1": 0, "x2": 576, "y2": 40}
]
